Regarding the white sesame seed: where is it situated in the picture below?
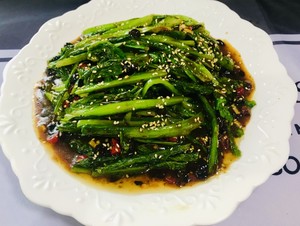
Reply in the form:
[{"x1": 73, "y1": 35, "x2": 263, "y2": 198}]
[{"x1": 113, "y1": 121, "x2": 120, "y2": 125}]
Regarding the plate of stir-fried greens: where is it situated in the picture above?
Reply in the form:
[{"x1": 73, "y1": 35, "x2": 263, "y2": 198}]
[
  {"x1": 35, "y1": 13, "x2": 256, "y2": 187},
  {"x1": 0, "y1": 0, "x2": 296, "y2": 226}
]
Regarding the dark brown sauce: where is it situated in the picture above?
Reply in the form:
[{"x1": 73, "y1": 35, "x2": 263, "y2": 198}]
[{"x1": 33, "y1": 39, "x2": 254, "y2": 194}]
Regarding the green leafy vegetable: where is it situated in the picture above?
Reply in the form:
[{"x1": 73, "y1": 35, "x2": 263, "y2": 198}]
[{"x1": 36, "y1": 14, "x2": 255, "y2": 187}]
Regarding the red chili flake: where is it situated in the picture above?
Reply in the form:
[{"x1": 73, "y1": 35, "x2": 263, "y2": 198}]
[
  {"x1": 236, "y1": 86, "x2": 245, "y2": 97},
  {"x1": 63, "y1": 100, "x2": 70, "y2": 108},
  {"x1": 166, "y1": 137, "x2": 178, "y2": 142},
  {"x1": 46, "y1": 133, "x2": 59, "y2": 144},
  {"x1": 164, "y1": 175, "x2": 177, "y2": 184},
  {"x1": 111, "y1": 138, "x2": 121, "y2": 155},
  {"x1": 75, "y1": 155, "x2": 88, "y2": 162},
  {"x1": 187, "y1": 173, "x2": 198, "y2": 182},
  {"x1": 78, "y1": 62, "x2": 89, "y2": 69},
  {"x1": 73, "y1": 95, "x2": 80, "y2": 101}
]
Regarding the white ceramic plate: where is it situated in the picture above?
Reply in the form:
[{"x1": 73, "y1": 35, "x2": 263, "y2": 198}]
[{"x1": 0, "y1": 0, "x2": 296, "y2": 225}]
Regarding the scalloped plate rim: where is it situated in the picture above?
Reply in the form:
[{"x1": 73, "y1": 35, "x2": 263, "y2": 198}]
[{"x1": 0, "y1": 0, "x2": 297, "y2": 226}]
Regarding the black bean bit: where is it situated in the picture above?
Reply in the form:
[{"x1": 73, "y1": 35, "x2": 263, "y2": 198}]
[{"x1": 129, "y1": 29, "x2": 141, "y2": 39}]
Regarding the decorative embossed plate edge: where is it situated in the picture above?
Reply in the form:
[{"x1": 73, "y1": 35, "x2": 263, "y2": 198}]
[{"x1": 0, "y1": 0, "x2": 297, "y2": 226}]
